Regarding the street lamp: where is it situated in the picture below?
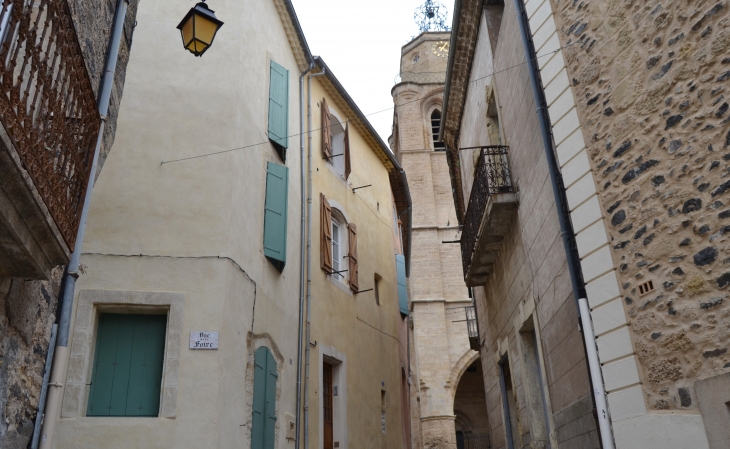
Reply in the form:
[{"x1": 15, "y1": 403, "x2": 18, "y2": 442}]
[{"x1": 176, "y1": 1, "x2": 224, "y2": 57}]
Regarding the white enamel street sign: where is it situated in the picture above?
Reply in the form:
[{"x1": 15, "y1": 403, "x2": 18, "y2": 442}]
[{"x1": 190, "y1": 331, "x2": 219, "y2": 349}]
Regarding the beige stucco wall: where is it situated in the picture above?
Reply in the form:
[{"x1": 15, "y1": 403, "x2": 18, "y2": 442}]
[
  {"x1": 51, "y1": 0, "x2": 306, "y2": 447},
  {"x1": 306, "y1": 76, "x2": 408, "y2": 449}
]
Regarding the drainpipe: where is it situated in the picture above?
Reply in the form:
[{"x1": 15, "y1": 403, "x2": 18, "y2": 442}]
[
  {"x1": 296, "y1": 61, "x2": 315, "y2": 449},
  {"x1": 512, "y1": 0, "x2": 615, "y2": 447},
  {"x1": 304, "y1": 66, "x2": 326, "y2": 449},
  {"x1": 37, "y1": 1, "x2": 129, "y2": 447}
]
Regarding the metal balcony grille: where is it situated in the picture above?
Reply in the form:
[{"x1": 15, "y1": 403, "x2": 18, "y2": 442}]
[
  {"x1": 460, "y1": 146, "x2": 513, "y2": 278},
  {"x1": 465, "y1": 305, "x2": 480, "y2": 351},
  {"x1": 0, "y1": 0, "x2": 101, "y2": 248}
]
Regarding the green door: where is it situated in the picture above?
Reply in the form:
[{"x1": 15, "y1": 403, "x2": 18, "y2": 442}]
[{"x1": 251, "y1": 346, "x2": 278, "y2": 449}]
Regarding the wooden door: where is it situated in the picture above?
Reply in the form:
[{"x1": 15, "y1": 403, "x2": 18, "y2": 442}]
[{"x1": 323, "y1": 362, "x2": 333, "y2": 449}]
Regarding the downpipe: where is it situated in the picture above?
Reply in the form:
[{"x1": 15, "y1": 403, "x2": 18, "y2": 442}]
[
  {"x1": 512, "y1": 0, "x2": 615, "y2": 447},
  {"x1": 37, "y1": 1, "x2": 129, "y2": 448},
  {"x1": 295, "y1": 61, "x2": 315, "y2": 449},
  {"x1": 304, "y1": 67, "x2": 326, "y2": 449}
]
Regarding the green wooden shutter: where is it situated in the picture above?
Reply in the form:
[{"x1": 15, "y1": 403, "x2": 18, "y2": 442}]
[
  {"x1": 396, "y1": 254, "x2": 409, "y2": 316},
  {"x1": 252, "y1": 347, "x2": 277, "y2": 449},
  {"x1": 263, "y1": 162, "x2": 288, "y2": 271},
  {"x1": 264, "y1": 349, "x2": 278, "y2": 448},
  {"x1": 268, "y1": 60, "x2": 289, "y2": 152},
  {"x1": 88, "y1": 314, "x2": 166, "y2": 417}
]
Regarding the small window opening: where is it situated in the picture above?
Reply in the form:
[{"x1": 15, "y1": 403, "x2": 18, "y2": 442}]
[
  {"x1": 431, "y1": 110, "x2": 445, "y2": 151},
  {"x1": 374, "y1": 274, "x2": 381, "y2": 306},
  {"x1": 638, "y1": 280, "x2": 655, "y2": 296}
]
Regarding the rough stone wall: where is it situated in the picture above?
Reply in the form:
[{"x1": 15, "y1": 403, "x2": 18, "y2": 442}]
[
  {"x1": 0, "y1": 270, "x2": 61, "y2": 448},
  {"x1": 548, "y1": 0, "x2": 730, "y2": 411},
  {"x1": 0, "y1": 2, "x2": 138, "y2": 447}
]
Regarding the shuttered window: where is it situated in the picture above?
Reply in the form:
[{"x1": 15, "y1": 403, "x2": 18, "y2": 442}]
[
  {"x1": 264, "y1": 162, "x2": 288, "y2": 271},
  {"x1": 87, "y1": 314, "x2": 166, "y2": 417},
  {"x1": 268, "y1": 60, "x2": 289, "y2": 156},
  {"x1": 344, "y1": 124, "x2": 351, "y2": 180},
  {"x1": 321, "y1": 98, "x2": 332, "y2": 159},
  {"x1": 396, "y1": 254, "x2": 408, "y2": 316},
  {"x1": 320, "y1": 194, "x2": 333, "y2": 272},
  {"x1": 348, "y1": 223, "x2": 358, "y2": 292},
  {"x1": 251, "y1": 346, "x2": 278, "y2": 449}
]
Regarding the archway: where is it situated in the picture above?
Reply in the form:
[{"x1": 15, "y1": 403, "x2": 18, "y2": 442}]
[{"x1": 453, "y1": 359, "x2": 491, "y2": 449}]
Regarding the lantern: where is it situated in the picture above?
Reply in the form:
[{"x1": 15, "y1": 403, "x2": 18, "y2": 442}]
[{"x1": 176, "y1": 1, "x2": 224, "y2": 57}]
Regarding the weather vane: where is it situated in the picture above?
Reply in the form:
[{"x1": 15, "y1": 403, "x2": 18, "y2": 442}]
[{"x1": 414, "y1": 0, "x2": 450, "y2": 33}]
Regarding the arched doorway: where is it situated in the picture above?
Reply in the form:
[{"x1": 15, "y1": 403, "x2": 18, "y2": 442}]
[{"x1": 453, "y1": 360, "x2": 491, "y2": 448}]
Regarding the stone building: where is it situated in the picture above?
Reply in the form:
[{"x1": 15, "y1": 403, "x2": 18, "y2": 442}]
[
  {"x1": 441, "y1": 0, "x2": 730, "y2": 448},
  {"x1": 307, "y1": 56, "x2": 412, "y2": 449},
  {"x1": 0, "y1": 0, "x2": 138, "y2": 446},
  {"x1": 389, "y1": 32, "x2": 491, "y2": 449}
]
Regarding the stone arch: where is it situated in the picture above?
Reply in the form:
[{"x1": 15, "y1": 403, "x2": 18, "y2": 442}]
[{"x1": 448, "y1": 349, "x2": 480, "y2": 402}]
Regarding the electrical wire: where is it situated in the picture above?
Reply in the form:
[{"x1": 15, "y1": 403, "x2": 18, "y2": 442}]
[{"x1": 160, "y1": 41, "x2": 579, "y2": 165}]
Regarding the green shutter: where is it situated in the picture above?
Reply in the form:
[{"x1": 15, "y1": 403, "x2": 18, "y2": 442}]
[
  {"x1": 87, "y1": 314, "x2": 166, "y2": 417},
  {"x1": 252, "y1": 347, "x2": 277, "y2": 449},
  {"x1": 263, "y1": 162, "x2": 288, "y2": 271},
  {"x1": 396, "y1": 254, "x2": 409, "y2": 316},
  {"x1": 268, "y1": 60, "x2": 289, "y2": 152}
]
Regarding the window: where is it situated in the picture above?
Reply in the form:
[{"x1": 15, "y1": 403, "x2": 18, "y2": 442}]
[
  {"x1": 268, "y1": 60, "x2": 289, "y2": 160},
  {"x1": 396, "y1": 254, "x2": 408, "y2": 316},
  {"x1": 332, "y1": 218, "x2": 342, "y2": 281},
  {"x1": 251, "y1": 346, "x2": 277, "y2": 449},
  {"x1": 87, "y1": 313, "x2": 166, "y2": 417},
  {"x1": 499, "y1": 356, "x2": 519, "y2": 449},
  {"x1": 321, "y1": 99, "x2": 351, "y2": 179},
  {"x1": 431, "y1": 110, "x2": 445, "y2": 151},
  {"x1": 263, "y1": 162, "x2": 289, "y2": 272},
  {"x1": 320, "y1": 196, "x2": 359, "y2": 293},
  {"x1": 381, "y1": 389, "x2": 387, "y2": 434},
  {"x1": 374, "y1": 274, "x2": 381, "y2": 306}
]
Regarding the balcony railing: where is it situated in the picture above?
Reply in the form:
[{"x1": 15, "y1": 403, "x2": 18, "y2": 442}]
[
  {"x1": 459, "y1": 432, "x2": 492, "y2": 449},
  {"x1": 0, "y1": 0, "x2": 101, "y2": 248},
  {"x1": 460, "y1": 146, "x2": 514, "y2": 281},
  {"x1": 394, "y1": 71, "x2": 446, "y2": 85},
  {"x1": 465, "y1": 305, "x2": 479, "y2": 351}
]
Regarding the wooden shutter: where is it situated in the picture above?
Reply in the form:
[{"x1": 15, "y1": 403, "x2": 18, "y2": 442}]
[
  {"x1": 321, "y1": 98, "x2": 332, "y2": 159},
  {"x1": 348, "y1": 223, "x2": 358, "y2": 292},
  {"x1": 87, "y1": 314, "x2": 166, "y2": 417},
  {"x1": 263, "y1": 162, "x2": 289, "y2": 271},
  {"x1": 320, "y1": 193, "x2": 333, "y2": 272},
  {"x1": 252, "y1": 346, "x2": 277, "y2": 449},
  {"x1": 344, "y1": 123, "x2": 351, "y2": 180},
  {"x1": 268, "y1": 60, "x2": 289, "y2": 151},
  {"x1": 396, "y1": 254, "x2": 409, "y2": 316}
]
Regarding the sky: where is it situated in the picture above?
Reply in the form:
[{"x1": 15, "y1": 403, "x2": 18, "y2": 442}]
[{"x1": 291, "y1": 0, "x2": 452, "y2": 143}]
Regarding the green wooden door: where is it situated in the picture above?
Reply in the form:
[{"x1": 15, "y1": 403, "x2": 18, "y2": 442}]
[
  {"x1": 251, "y1": 346, "x2": 277, "y2": 449},
  {"x1": 87, "y1": 314, "x2": 166, "y2": 417}
]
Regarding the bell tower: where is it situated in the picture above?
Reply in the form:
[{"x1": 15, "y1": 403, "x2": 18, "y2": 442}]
[{"x1": 390, "y1": 4, "x2": 490, "y2": 448}]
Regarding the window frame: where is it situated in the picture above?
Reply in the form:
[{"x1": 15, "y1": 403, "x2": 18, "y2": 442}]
[{"x1": 330, "y1": 210, "x2": 349, "y2": 284}]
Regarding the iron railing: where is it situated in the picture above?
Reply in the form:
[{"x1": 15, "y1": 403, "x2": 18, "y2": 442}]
[
  {"x1": 0, "y1": 0, "x2": 101, "y2": 248},
  {"x1": 465, "y1": 305, "x2": 479, "y2": 351},
  {"x1": 460, "y1": 146, "x2": 514, "y2": 278},
  {"x1": 457, "y1": 432, "x2": 492, "y2": 449},
  {"x1": 394, "y1": 71, "x2": 446, "y2": 85}
]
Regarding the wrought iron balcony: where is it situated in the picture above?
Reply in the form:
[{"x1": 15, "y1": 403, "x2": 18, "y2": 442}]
[
  {"x1": 465, "y1": 305, "x2": 480, "y2": 352},
  {"x1": 0, "y1": 0, "x2": 101, "y2": 277},
  {"x1": 460, "y1": 146, "x2": 517, "y2": 287}
]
